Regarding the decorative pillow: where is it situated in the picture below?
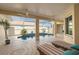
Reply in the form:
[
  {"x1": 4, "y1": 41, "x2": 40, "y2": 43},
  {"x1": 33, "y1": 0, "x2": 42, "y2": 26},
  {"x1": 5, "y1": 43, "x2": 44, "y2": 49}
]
[
  {"x1": 64, "y1": 50, "x2": 79, "y2": 55},
  {"x1": 71, "y1": 44, "x2": 79, "y2": 50}
]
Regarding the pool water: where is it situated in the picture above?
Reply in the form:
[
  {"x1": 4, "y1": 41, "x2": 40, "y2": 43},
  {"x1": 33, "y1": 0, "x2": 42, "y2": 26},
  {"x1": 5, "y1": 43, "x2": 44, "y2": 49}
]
[{"x1": 18, "y1": 35, "x2": 53, "y2": 40}]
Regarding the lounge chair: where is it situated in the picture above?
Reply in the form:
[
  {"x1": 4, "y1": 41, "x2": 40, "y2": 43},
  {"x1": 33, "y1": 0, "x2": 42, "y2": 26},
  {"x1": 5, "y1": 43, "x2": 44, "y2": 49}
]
[
  {"x1": 52, "y1": 40, "x2": 72, "y2": 50},
  {"x1": 37, "y1": 43, "x2": 64, "y2": 55}
]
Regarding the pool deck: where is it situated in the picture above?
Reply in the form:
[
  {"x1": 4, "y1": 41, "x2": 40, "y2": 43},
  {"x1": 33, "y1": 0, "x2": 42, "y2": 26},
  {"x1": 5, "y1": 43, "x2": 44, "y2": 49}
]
[{"x1": 0, "y1": 34, "x2": 64, "y2": 55}]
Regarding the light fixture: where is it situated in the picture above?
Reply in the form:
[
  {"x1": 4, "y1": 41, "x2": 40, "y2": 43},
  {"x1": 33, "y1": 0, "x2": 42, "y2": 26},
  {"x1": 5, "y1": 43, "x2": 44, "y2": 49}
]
[{"x1": 25, "y1": 9, "x2": 29, "y2": 16}]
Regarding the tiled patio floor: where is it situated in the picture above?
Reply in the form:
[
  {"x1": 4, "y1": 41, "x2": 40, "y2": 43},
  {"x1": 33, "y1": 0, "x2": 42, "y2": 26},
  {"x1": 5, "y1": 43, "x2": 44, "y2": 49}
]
[{"x1": 0, "y1": 34, "x2": 64, "y2": 55}]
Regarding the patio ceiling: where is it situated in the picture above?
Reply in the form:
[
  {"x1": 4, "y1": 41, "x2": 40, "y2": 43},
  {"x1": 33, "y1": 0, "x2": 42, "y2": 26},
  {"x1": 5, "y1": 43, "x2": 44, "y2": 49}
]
[{"x1": 0, "y1": 3, "x2": 73, "y2": 20}]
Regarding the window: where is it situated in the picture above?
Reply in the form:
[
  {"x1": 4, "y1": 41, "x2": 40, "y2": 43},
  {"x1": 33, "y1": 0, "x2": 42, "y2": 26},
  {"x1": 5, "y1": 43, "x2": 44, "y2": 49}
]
[{"x1": 65, "y1": 15, "x2": 72, "y2": 35}]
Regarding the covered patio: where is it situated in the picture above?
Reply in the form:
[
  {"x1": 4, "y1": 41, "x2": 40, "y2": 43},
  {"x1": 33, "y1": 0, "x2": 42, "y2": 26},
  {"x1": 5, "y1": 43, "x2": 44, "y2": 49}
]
[{"x1": 0, "y1": 3, "x2": 79, "y2": 55}]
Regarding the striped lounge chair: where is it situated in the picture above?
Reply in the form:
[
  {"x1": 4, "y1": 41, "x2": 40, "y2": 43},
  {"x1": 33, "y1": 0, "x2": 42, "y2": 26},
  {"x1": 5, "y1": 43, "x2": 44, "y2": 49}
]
[
  {"x1": 52, "y1": 41, "x2": 72, "y2": 50},
  {"x1": 37, "y1": 43, "x2": 64, "y2": 55}
]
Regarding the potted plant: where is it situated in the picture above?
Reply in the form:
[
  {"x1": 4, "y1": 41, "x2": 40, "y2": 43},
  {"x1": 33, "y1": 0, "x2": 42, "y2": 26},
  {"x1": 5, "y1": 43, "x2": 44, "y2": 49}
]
[
  {"x1": 21, "y1": 28, "x2": 27, "y2": 36},
  {"x1": 0, "y1": 19, "x2": 10, "y2": 45},
  {"x1": 20, "y1": 28, "x2": 27, "y2": 39}
]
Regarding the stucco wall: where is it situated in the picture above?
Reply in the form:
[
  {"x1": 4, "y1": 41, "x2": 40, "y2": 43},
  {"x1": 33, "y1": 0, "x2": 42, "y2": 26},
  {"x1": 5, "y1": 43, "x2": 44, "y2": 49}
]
[
  {"x1": 63, "y1": 4, "x2": 79, "y2": 44},
  {"x1": 56, "y1": 24, "x2": 63, "y2": 34},
  {"x1": 0, "y1": 25, "x2": 5, "y2": 45},
  {"x1": 63, "y1": 5, "x2": 75, "y2": 44},
  {"x1": 74, "y1": 4, "x2": 79, "y2": 44}
]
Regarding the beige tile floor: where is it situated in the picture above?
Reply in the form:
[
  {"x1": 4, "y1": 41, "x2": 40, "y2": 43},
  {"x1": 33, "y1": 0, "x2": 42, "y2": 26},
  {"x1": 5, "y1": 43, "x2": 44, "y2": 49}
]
[{"x1": 0, "y1": 34, "x2": 64, "y2": 55}]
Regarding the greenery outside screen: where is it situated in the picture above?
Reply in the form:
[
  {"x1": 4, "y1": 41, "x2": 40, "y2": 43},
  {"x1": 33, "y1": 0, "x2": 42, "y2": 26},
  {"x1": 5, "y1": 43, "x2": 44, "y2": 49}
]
[{"x1": 65, "y1": 15, "x2": 72, "y2": 35}]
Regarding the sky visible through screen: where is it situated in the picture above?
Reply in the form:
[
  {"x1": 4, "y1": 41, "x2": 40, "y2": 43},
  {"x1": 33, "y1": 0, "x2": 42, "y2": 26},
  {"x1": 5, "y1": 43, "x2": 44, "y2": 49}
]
[{"x1": 11, "y1": 16, "x2": 53, "y2": 28}]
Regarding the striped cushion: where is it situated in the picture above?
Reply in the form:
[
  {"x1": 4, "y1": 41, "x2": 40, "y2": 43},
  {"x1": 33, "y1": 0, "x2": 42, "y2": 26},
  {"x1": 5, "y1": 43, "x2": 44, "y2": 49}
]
[
  {"x1": 44, "y1": 43, "x2": 64, "y2": 54},
  {"x1": 38, "y1": 43, "x2": 64, "y2": 55},
  {"x1": 52, "y1": 41, "x2": 72, "y2": 50}
]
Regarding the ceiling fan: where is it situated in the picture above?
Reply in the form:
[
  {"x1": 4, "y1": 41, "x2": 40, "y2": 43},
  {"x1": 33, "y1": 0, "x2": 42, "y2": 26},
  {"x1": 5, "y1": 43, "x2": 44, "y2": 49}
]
[
  {"x1": 25, "y1": 9, "x2": 29, "y2": 16},
  {"x1": 24, "y1": 9, "x2": 36, "y2": 18}
]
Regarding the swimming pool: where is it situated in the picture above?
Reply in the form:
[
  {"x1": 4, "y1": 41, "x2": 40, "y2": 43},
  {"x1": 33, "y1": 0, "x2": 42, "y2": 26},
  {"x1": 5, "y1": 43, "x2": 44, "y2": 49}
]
[{"x1": 18, "y1": 34, "x2": 53, "y2": 40}]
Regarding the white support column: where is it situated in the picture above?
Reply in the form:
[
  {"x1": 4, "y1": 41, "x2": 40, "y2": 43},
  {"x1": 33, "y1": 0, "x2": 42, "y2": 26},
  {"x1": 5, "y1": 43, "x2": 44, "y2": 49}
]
[
  {"x1": 51, "y1": 21, "x2": 54, "y2": 36},
  {"x1": 35, "y1": 18, "x2": 39, "y2": 45},
  {"x1": 53, "y1": 21, "x2": 57, "y2": 38}
]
